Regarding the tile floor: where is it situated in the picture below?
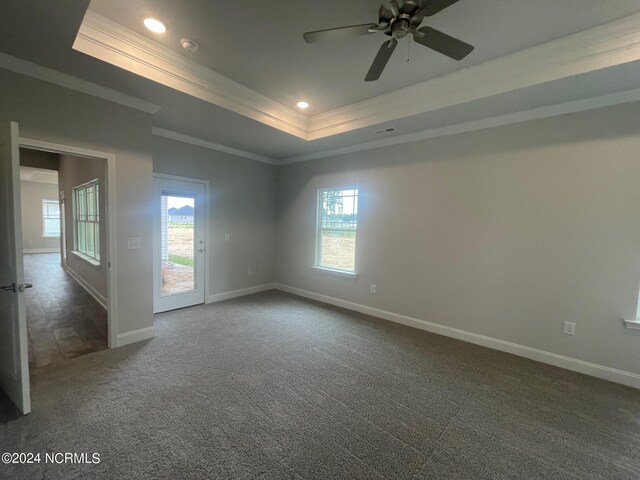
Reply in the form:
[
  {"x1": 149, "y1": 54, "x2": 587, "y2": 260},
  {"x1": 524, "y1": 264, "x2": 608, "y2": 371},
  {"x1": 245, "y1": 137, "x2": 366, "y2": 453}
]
[{"x1": 24, "y1": 253, "x2": 107, "y2": 368}]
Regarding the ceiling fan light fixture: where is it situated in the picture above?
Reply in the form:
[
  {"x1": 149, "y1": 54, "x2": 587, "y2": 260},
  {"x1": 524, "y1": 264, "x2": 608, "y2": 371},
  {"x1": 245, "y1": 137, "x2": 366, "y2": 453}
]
[
  {"x1": 143, "y1": 18, "x2": 166, "y2": 33},
  {"x1": 296, "y1": 101, "x2": 310, "y2": 110}
]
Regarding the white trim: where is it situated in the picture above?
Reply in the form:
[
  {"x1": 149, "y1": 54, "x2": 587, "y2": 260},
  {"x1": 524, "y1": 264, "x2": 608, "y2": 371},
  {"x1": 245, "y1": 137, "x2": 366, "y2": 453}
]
[
  {"x1": 63, "y1": 264, "x2": 108, "y2": 310},
  {"x1": 310, "y1": 266, "x2": 358, "y2": 278},
  {"x1": 280, "y1": 88, "x2": 640, "y2": 164},
  {"x1": 623, "y1": 319, "x2": 640, "y2": 330},
  {"x1": 116, "y1": 326, "x2": 154, "y2": 347},
  {"x1": 152, "y1": 128, "x2": 276, "y2": 165},
  {"x1": 206, "y1": 283, "x2": 277, "y2": 304},
  {"x1": 23, "y1": 248, "x2": 59, "y2": 254},
  {"x1": 19, "y1": 137, "x2": 119, "y2": 349},
  {"x1": 72, "y1": 10, "x2": 640, "y2": 141},
  {"x1": 74, "y1": 11, "x2": 307, "y2": 139},
  {"x1": 0, "y1": 52, "x2": 160, "y2": 115},
  {"x1": 276, "y1": 284, "x2": 640, "y2": 390}
]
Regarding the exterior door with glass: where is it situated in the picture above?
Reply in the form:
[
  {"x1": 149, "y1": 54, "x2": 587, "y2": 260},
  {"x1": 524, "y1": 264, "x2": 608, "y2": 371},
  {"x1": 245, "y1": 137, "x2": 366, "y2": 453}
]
[{"x1": 153, "y1": 176, "x2": 206, "y2": 313}]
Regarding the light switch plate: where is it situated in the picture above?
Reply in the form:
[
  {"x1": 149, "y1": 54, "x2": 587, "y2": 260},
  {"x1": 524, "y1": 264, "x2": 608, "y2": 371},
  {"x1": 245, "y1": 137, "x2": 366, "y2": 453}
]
[
  {"x1": 127, "y1": 237, "x2": 141, "y2": 250},
  {"x1": 563, "y1": 321, "x2": 576, "y2": 336}
]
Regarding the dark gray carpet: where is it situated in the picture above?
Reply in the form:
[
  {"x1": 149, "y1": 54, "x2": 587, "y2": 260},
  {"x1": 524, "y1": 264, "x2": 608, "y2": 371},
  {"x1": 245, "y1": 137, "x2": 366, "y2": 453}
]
[{"x1": 1, "y1": 290, "x2": 639, "y2": 479}]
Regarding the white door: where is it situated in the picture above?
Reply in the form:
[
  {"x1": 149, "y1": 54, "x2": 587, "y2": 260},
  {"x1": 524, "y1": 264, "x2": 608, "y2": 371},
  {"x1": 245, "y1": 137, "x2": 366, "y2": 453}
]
[
  {"x1": 0, "y1": 122, "x2": 31, "y2": 414},
  {"x1": 153, "y1": 176, "x2": 206, "y2": 313}
]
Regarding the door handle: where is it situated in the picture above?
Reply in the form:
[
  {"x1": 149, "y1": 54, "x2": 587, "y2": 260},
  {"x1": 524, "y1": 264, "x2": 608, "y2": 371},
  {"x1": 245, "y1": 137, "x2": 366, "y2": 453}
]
[
  {"x1": 0, "y1": 283, "x2": 16, "y2": 293},
  {"x1": 0, "y1": 283, "x2": 33, "y2": 293}
]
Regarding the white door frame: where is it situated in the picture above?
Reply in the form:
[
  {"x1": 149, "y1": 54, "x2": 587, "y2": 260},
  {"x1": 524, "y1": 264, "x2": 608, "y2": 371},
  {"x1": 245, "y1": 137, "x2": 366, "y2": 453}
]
[
  {"x1": 153, "y1": 173, "x2": 210, "y2": 312},
  {"x1": 18, "y1": 137, "x2": 118, "y2": 348}
]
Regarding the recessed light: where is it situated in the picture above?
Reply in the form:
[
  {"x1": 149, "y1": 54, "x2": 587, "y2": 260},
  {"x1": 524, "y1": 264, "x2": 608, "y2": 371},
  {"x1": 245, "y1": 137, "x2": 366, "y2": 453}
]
[
  {"x1": 296, "y1": 101, "x2": 310, "y2": 110},
  {"x1": 144, "y1": 18, "x2": 166, "y2": 33}
]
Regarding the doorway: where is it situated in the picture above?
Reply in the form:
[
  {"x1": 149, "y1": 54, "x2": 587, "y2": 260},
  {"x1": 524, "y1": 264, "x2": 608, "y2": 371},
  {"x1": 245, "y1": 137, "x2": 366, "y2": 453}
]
[
  {"x1": 153, "y1": 175, "x2": 207, "y2": 313},
  {"x1": 20, "y1": 149, "x2": 109, "y2": 368},
  {"x1": 0, "y1": 123, "x2": 118, "y2": 414}
]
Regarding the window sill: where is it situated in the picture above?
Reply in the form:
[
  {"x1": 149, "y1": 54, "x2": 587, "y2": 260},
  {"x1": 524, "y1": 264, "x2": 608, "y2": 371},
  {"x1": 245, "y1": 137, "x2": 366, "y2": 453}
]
[
  {"x1": 71, "y1": 250, "x2": 101, "y2": 268},
  {"x1": 41, "y1": 235, "x2": 60, "y2": 238},
  {"x1": 311, "y1": 266, "x2": 358, "y2": 278},
  {"x1": 623, "y1": 319, "x2": 640, "y2": 330}
]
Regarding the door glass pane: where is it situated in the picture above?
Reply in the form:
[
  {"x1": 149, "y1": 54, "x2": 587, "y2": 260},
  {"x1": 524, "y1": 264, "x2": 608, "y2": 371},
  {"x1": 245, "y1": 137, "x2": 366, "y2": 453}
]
[{"x1": 161, "y1": 193, "x2": 195, "y2": 296}]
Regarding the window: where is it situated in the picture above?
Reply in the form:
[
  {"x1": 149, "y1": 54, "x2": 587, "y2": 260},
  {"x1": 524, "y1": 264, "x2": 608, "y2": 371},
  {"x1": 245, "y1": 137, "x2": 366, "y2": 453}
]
[
  {"x1": 42, "y1": 199, "x2": 60, "y2": 237},
  {"x1": 316, "y1": 187, "x2": 358, "y2": 273},
  {"x1": 73, "y1": 179, "x2": 100, "y2": 263}
]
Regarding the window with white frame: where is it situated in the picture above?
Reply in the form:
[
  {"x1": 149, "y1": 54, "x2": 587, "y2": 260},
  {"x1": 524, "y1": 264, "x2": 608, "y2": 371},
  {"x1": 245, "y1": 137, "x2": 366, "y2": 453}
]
[
  {"x1": 42, "y1": 199, "x2": 60, "y2": 237},
  {"x1": 316, "y1": 187, "x2": 358, "y2": 272},
  {"x1": 73, "y1": 179, "x2": 100, "y2": 263}
]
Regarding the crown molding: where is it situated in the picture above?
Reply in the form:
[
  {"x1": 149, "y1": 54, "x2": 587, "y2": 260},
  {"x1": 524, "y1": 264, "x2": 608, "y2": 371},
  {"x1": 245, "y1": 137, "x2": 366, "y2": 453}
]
[
  {"x1": 73, "y1": 11, "x2": 640, "y2": 143},
  {"x1": 306, "y1": 12, "x2": 640, "y2": 140},
  {"x1": 74, "y1": 10, "x2": 308, "y2": 139},
  {"x1": 152, "y1": 127, "x2": 277, "y2": 165},
  {"x1": 0, "y1": 52, "x2": 160, "y2": 114},
  {"x1": 280, "y1": 87, "x2": 640, "y2": 164}
]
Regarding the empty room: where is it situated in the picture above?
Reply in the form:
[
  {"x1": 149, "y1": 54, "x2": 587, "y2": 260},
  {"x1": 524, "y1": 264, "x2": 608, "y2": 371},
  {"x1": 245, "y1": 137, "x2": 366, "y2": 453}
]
[{"x1": 0, "y1": 0, "x2": 639, "y2": 478}]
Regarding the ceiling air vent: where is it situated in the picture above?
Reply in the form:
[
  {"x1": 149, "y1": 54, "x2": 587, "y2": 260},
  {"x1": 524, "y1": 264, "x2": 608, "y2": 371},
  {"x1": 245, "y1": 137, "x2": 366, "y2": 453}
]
[{"x1": 375, "y1": 127, "x2": 397, "y2": 135}]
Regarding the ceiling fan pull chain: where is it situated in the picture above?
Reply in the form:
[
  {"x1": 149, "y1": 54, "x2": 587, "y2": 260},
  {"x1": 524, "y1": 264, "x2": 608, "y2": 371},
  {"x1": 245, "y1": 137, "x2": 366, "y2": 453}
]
[{"x1": 407, "y1": 36, "x2": 411, "y2": 64}]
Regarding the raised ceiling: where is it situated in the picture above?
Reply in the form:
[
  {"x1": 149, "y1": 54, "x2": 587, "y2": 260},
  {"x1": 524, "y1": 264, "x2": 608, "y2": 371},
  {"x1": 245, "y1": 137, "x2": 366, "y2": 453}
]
[
  {"x1": 88, "y1": 0, "x2": 640, "y2": 114},
  {"x1": 2, "y1": 0, "x2": 640, "y2": 162}
]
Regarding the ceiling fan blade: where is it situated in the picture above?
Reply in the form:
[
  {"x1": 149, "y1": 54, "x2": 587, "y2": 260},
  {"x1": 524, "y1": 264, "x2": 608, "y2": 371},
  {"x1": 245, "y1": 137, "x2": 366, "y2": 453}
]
[
  {"x1": 303, "y1": 23, "x2": 379, "y2": 43},
  {"x1": 365, "y1": 38, "x2": 398, "y2": 81},
  {"x1": 388, "y1": 0, "x2": 400, "y2": 17},
  {"x1": 379, "y1": 3, "x2": 394, "y2": 22},
  {"x1": 413, "y1": 26, "x2": 474, "y2": 60},
  {"x1": 400, "y1": 1, "x2": 421, "y2": 15},
  {"x1": 413, "y1": 0, "x2": 459, "y2": 18}
]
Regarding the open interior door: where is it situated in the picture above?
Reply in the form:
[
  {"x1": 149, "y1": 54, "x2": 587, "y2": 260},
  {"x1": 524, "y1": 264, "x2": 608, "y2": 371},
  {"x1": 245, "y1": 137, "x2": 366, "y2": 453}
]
[{"x1": 0, "y1": 121, "x2": 31, "y2": 414}]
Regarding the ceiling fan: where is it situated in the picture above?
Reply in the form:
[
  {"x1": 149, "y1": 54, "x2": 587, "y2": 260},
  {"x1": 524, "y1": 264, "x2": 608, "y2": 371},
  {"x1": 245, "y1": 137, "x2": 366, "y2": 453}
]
[{"x1": 303, "y1": 0, "x2": 474, "y2": 81}]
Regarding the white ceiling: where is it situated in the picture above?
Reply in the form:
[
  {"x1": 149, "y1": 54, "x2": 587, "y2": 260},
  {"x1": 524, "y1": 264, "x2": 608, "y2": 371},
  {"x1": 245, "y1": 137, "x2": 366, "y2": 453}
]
[
  {"x1": 20, "y1": 166, "x2": 58, "y2": 185},
  {"x1": 2, "y1": 0, "x2": 640, "y2": 162},
  {"x1": 88, "y1": 0, "x2": 640, "y2": 114}
]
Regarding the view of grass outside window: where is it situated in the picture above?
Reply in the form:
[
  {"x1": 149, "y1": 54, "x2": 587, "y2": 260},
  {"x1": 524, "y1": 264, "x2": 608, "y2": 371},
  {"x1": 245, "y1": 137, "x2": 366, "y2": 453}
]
[
  {"x1": 161, "y1": 195, "x2": 196, "y2": 295},
  {"x1": 73, "y1": 180, "x2": 100, "y2": 263},
  {"x1": 42, "y1": 199, "x2": 60, "y2": 237},
  {"x1": 317, "y1": 187, "x2": 358, "y2": 272}
]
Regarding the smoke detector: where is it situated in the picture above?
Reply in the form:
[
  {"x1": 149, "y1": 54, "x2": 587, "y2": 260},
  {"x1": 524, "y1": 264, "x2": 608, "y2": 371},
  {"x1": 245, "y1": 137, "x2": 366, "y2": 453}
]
[{"x1": 180, "y1": 38, "x2": 198, "y2": 53}]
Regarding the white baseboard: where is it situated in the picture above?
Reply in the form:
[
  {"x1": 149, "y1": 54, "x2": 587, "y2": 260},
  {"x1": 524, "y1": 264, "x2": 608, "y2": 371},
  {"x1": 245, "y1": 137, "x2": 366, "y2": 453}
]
[
  {"x1": 116, "y1": 326, "x2": 154, "y2": 347},
  {"x1": 275, "y1": 283, "x2": 640, "y2": 390},
  {"x1": 207, "y1": 283, "x2": 277, "y2": 304},
  {"x1": 63, "y1": 265, "x2": 108, "y2": 310},
  {"x1": 23, "y1": 248, "x2": 60, "y2": 254}
]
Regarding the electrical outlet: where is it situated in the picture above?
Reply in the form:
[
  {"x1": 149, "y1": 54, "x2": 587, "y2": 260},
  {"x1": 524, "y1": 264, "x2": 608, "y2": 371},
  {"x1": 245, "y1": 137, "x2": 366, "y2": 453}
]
[
  {"x1": 224, "y1": 233, "x2": 230, "y2": 242},
  {"x1": 370, "y1": 284, "x2": 377, "y2": 294},
  {"x1": 563, "y1": 321, "x2": 576, "y2": 336},
  {"x1": 247, "y1": 268, "x2": 253, "y2": 277}
]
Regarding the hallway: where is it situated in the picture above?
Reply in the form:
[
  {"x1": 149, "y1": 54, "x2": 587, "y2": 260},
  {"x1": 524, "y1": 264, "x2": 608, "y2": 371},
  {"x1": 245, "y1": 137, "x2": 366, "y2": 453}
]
[{"x1": 25, "y1": 253, "x2": 107, "y2": 368}]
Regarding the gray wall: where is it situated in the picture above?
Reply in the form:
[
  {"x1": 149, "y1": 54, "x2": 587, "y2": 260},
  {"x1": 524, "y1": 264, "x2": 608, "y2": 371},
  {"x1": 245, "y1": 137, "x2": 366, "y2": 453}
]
[
  {"x1": 152, "y1": 136, "x2": 277, "y2": 295},
  {"x1": 0, "y1": 67, "x2": 154, "y2": 338},
  {"x1": 276, "y1": 102, "x2": 640, "y2": 376},
  {"x1": 20, "y1": 180, "x2": 60, "y2": 252},
  {"x1": 58, "y1": 154, "x2": 108, "y2": 299}
]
